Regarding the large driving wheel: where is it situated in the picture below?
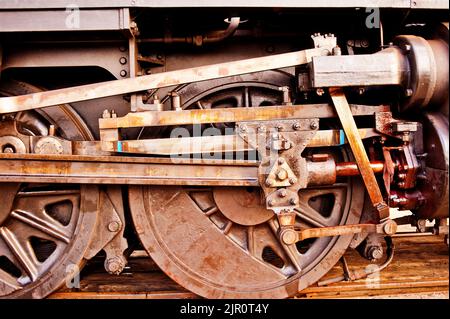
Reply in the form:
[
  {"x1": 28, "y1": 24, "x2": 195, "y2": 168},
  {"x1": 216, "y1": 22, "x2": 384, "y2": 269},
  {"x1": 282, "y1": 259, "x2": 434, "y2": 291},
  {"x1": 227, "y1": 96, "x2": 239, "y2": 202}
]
[{"x1": 129, "y1": 73, "x2": 366, "y2": 298}]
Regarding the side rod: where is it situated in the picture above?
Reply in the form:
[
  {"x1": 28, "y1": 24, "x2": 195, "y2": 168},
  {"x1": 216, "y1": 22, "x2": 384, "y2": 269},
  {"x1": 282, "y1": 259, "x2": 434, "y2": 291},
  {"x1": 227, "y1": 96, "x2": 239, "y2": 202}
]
[{"x1": 0, "y1": 48, "x2": 329, "y2": 114}]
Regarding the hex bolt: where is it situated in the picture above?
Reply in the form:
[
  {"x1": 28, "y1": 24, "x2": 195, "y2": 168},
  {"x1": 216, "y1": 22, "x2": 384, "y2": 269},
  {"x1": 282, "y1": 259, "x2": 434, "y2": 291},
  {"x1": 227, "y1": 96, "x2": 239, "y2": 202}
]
[
  {"x1": 310, "y1": 121, "x2": 319, "y2": 130},
  {"x1": 120, "y1": 70, "x2": 128, "y2": 77},
  {"x1": 49, "y1": 125, "x2": 56, "y2": 136},
  {"x1": 102, "y1": 109, "x2": 111, "y2": 119},
  {"x1": 108, "y1": 221, "x2": 121, "y2": 232},
  {"x1": 119, "y1": 57, "x2": 128, "y2": 65},
  {"x1": 367, "y1": 246, "x2": 383, "y2": 260},
  {"x1": 276, "y1": 169, "x2": 288, "y2": 181},
  {"x1": 332, "y1": 46, "x2": 341, "y2": 56},
  {"x1": 278, "y1": 189, "x2": 287, "y2": 198},
  {"x1": 171, "y1": 92, "x2": 182, "y2": 111},
  {"x1": 265, "y1": 179, "x2": 275, "y2": 187}
]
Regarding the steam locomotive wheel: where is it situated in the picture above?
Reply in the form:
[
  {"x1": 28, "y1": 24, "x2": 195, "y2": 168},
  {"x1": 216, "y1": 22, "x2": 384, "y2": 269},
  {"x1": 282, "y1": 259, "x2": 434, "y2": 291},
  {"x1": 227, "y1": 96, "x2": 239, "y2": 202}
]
[
  {"x1": 129, "y1": 74, "x2": 366, "y2": 298},
  {"x1": 129, "y1": 181, "x2": 364, "y2": 298},
  {"x1": 0, "y1": 80, "x2": 97, "y2": 298}
]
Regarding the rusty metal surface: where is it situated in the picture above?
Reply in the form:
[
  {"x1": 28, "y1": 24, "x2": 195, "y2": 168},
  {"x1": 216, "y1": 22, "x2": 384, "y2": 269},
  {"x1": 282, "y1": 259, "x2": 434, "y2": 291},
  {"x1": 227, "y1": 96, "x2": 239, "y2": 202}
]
[
  {"x1": 330, "y1": 87, "x2": 390, "y2": 220},
  {"x1": 0, "y1": 48, "x2": 332, "y2": 114},
  {"x1": 128, "y1": 175, "x2": 365, "y2": 298},
  {"x1": 310, "y1": 47, "x2": 409, "y2": 87},
  {"x1": 0, "y1": 185, "x2": 98, "y2": 298},
  {"x1": 47, "y1": 235, "x2": 449, "y2": 299},
  {"x1": 99, "y1": 104, "x2": 388, "y2": 129},
  {"x1": 0, "y1": 153, "x2": 260, "y2": 186}
]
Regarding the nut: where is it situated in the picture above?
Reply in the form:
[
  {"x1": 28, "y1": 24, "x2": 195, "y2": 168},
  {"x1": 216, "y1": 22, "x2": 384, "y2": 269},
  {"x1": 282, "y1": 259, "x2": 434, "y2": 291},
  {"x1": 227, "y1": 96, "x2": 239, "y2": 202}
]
[
  {"x1": 293, "y1": 122, "x2": 301, "y2": 130},
  {"x1": 108, "y1": 221, "x2": 121, "y2": 232},
  {"x1": 278, "y1": 189, "x2": 287, "y2": 198},
  {"x1": 265, "y1": 179, "x2": 275, "y2": 187},
  {"x1": 310, "y1": 121, "x2": 319, "y2": 130},
  {"x1": 367, "y1": 246, "x2": 383, "y2": 260},
  {"x1": 119, "y1": 57, "x2": 127, "y2": 65},
  {"x1": 105, "y1": 257, "x2": 125, "y2": 275},
  {"x1": 281, "y1": 229, "x2": 297, "y2": 245},
  {"x1": 276, "y1": 169, "x2": 288, "y2": 181}
]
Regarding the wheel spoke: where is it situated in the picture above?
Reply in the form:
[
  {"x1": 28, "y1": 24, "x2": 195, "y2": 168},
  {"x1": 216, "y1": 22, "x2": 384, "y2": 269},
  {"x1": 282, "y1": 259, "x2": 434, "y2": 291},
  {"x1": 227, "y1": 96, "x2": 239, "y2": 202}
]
[
  {"x1": 295, "y1": 204, "x2": 328, "y2": 228},
  {"x1": 0, "y1": 227, "x2": 38, "y2": 281},
  {"x1": 10, "y1": 210, "x2": 70, "y2": 244},
  {"x1": 0, "y1": 268, "x2": 21, "y2": 294},
  {"x1": 243, "y1": 86, "x2": 251, "y2": 107},
  {"x1": 267, "y1": 218, "x2": 302, "y2": 272}
]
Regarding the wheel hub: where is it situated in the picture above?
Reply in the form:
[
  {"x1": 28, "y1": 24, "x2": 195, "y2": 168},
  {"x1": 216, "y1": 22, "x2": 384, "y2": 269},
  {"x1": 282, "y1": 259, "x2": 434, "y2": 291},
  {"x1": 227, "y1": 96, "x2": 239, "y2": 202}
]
[{"x1": 213, "y1": 187, "x2": 274, "y2": 226}]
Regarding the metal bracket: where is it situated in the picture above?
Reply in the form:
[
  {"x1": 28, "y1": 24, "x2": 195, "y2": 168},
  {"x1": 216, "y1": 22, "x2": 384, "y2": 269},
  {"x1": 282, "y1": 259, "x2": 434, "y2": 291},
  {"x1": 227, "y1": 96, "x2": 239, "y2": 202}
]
[
  {"x1": 237, "y1": 119, "x2": 318, "y2": 215},
  {"x1": 84, "y1": 186, "x2": 128, "y2": 275}
]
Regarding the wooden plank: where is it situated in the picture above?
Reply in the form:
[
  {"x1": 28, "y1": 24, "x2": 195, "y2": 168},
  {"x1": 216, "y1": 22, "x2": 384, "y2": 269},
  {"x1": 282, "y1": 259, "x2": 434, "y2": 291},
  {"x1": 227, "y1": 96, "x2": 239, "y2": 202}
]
[{"x1": 49, "y1": 235, "x2": 449, "y2": 299}]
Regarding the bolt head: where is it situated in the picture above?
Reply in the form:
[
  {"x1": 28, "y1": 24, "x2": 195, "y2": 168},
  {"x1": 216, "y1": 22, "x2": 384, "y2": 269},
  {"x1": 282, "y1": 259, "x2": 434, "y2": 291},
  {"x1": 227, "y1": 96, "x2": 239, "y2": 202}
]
[
  {"x1": 267, "y1": 199, "x2": 274, "y2": 207},
  {"x1": 3, "y1": 147, "x2": 14, "y2": 154},
  {"x1": 281, "y1": 229, "x2": 297, "y2": 245},
  {"x1": 383, "y1": 220, "x2": 397, "y2": 235},
  {"x1": 368, "y1": 246, "x2": 383, "y2": 260},
  {"x1": 276, "y1": 169, "x2": 288, "y2": 181},
  {"x1": 289, "y1": 198, "x2": 297, "y2": 205},
  {"x1": 102, "y1": 109, "x2": 111, "y2": 118},
  {"x1": 293, "y1": 122, "x2": 301, "y2": 130},
  {"x1": 108, "y1": 221, "x2": 121, "y2": 232},
  {"x1": 277, "y1": 157, "x2": 285, "y2": 165},
  {"x1": 119, "y1": 57, "x2": 127, "y2": 65},
  {"x1": 289, "y1": 177, "x2": 298, "y2": 184},
  {"x1": 265, "y1": 179, "x2": 274, "y2": 187},
  {"x1": 278, "y1": 189, "x2": 287, "y2": 198},
  {"x1": 310, "y1": 122, "x2": 318, "y2": 130}
]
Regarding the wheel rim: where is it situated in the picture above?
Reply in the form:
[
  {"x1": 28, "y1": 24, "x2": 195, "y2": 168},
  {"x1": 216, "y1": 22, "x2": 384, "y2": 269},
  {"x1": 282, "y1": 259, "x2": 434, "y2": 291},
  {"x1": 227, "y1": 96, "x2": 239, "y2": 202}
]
[
  {"x1": 129, "y1": 178, "x2": 363, "y2": 298},
  {"x1": 129, "y1": 74, "x2": 365, "y2": 298}
]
